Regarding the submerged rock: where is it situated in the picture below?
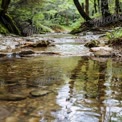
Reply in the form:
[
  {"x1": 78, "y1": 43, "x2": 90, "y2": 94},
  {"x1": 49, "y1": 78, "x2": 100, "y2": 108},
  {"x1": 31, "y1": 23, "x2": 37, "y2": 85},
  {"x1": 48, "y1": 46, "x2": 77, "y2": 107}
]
[
  {"x1": 0, "y1": 107, "x2": 10, "y2": 120},
  {"x1": 30, "y1": 89, "x2": 51, "y2": 97},
  {"x1": 28, "y1": 118, "x2": 40, "y2": 122},
  {"x1": 5, "y1": 116, "x2": 18, "y2": 122},
  {"x1": 41, "y1": 52, "x2": 60, "y2": 55},
  {"x1": 0, "y1": 94, "x2": 27, "y2": 101},
  {"x1": 18, "y1": 50, "x2": 35, "y2": 56},
  {"x1": 0, "y1": 53, "x2": 6, "y2": 57}
]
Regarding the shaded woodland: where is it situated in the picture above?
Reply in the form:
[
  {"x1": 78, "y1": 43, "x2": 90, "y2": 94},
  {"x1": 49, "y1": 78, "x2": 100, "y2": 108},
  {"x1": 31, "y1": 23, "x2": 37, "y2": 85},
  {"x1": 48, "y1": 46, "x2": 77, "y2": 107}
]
[{"x1": 0, "y1": 0, "x2": 122, "y2": 36}]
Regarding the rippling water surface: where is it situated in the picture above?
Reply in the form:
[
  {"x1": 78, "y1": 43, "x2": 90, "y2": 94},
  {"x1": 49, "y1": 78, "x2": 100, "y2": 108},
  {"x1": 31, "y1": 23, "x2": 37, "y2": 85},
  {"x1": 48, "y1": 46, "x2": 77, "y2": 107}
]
[{"x1": 0, "y1": 56, "x2": 122, "y2": 122}]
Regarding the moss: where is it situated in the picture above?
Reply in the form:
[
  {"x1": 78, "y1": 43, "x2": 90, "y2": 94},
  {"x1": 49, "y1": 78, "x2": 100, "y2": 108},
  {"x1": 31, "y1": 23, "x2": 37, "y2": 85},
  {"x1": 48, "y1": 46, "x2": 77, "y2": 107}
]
[
  {"x1": 70, "y1": 26, "x2": 84, "y2": 34},
  {"x1": 35, "y1": 23, "x2": 54, "y2": 33},
  {"x1": 106, "y1": 28, "x2": 122, "y2": 40},
  {"x1": 0, "y1": 22, "x2": 9, "y2": 34},
  {"x1": 107, "y1": 37, "x2": 122, "y2": 46},
  {"x1": 85, "y1": 40, "x2": 100, "y2": 48},
  {"x1": 70, "y1": 22, "x2": 90, "y2": 34},
  {"x1": 0, "y1": 13, "x2": 21, "y2": 35},
  {"x1": 4, "y1": 14, "x2": 21, "y2": 35},
  {"x1": 49, "y1": 24, "x2": 65, "y2": 32}
]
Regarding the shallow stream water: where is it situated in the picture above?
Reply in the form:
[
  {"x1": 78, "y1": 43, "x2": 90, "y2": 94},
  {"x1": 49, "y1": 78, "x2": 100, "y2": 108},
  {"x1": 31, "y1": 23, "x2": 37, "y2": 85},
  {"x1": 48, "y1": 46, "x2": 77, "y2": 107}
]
[
  {"x1": 0, "y1": 33, "x2": 122, "y2": 122},
  {"x1": 0, "y1": 56, "x2": 122, "y2": 122}
]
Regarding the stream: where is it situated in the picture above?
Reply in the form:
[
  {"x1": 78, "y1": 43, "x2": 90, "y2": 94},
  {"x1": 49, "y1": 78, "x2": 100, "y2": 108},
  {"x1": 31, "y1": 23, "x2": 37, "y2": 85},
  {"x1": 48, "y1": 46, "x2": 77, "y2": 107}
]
[{"x1": 0, "y1": 33, "x2": 122, "y2": 122}]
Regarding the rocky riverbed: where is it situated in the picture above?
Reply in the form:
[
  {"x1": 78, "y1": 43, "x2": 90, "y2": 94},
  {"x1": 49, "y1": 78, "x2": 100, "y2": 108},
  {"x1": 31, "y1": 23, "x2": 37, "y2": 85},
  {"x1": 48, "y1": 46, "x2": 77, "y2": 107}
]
[
  {"x1": 0, "y1": 32, "x2": 122, "y2": 122},
  {"x1": 0, "y1": 56, "x2": 122, "y2": 122},
  {"x1": 0, "y1": 32, "x2": 122, "y2": 60}
]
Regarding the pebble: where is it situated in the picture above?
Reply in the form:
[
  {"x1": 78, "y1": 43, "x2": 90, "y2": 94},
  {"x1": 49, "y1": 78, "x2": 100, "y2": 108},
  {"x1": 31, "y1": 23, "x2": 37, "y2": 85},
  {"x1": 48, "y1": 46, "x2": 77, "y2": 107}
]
[{"x1": 5, "y1": 116, "x2": 18, "y2": 122}]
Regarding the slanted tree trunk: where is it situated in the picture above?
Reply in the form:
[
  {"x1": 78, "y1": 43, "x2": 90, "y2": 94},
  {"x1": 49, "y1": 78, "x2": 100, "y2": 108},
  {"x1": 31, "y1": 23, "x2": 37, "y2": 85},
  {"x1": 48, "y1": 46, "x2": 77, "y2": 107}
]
[
  {"x1": 0, "y1": 0, "x2": 21, "y2": 35},
  {"x1": 73, "y1": 0, "x2": 91, "y2": 21},
  {"x1": 101, "y1": 0, "x2": 111, "y2": 18}
]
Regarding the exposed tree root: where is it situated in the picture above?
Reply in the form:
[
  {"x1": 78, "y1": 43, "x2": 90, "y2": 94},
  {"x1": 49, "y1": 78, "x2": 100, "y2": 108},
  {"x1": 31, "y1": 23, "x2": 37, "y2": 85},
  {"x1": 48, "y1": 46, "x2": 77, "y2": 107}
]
[
  {"x1": 0, "y1": 13, "x2": 21, "y2": 35},
  {"x1": 71, "y1": 14, "x2": 122, "y2": 34}
]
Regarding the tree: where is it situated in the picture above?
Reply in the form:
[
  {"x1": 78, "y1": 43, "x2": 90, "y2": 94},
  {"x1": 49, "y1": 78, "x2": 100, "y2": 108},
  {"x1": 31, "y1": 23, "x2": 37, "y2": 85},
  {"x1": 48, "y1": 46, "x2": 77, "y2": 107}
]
[
  {"x1": 101, "y1": 0, "x2": 111, "y2": 18},
  {"x1": 1, "y1": 0, "x2": 10, "y2": 14},
  {"x1": 85, "y1": 0, "x2": 89, "y2": 15},
  {"x1": 115, "y1": 0, "x2": 121, "y2": 14},
  {"x1": 94, "y1": 0, "x2": 97, "y2": 13},
  {"x1": 73, "y1": 0, "x2": 91, "y2": 21},
  {"x1": 0, "y1": 0, "x2": 20, "y2": 35}
]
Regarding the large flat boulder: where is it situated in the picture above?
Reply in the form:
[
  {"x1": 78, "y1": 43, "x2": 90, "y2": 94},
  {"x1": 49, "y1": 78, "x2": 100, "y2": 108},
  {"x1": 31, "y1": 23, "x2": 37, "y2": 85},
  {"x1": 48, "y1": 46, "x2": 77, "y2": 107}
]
[{"x1": 90, "y1": 46, "x2": 113, "y2": 57}]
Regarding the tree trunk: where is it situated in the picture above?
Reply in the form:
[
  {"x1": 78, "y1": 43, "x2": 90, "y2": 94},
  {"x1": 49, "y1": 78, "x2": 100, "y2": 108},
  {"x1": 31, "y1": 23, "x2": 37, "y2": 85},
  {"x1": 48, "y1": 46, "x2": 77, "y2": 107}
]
[
  {"x1": 101, "y1": 0, "x2": 111, "y2": 18},
  {"x1": 1, "y1": 0, "x2": 10, "y2": 14},
  {"x1": 0, "y1": 0, "x2": 21, "y2": 35},
  {"x1": 85, "y1": 0, "x2": 89, "y2": 15},
  {"x1": 97, "y1": 0, "x2": 100, "y2": 13},
  {"x1": 82, "y1": 3, "x2": 85, "y2": 11},
  {"x1": 115, "y1": 0, "x2": 121, "y2": 14},
  {"x1": 94, "y1": 0, "x2": 97, "y2": 13},
  {"x1": 73, "y1": 0, "x2": 91, "y2": 21}
]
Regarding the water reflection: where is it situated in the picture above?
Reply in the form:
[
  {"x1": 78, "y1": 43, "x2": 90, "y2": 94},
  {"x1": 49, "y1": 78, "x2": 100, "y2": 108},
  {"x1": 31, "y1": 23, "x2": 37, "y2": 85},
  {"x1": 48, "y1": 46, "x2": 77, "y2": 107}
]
[
  {"x1": 0, "y1": 57, "x2": 121, "y2": 122},
  {"x1": 56, "y1": 58, "x2": 122, "y2": 122}
]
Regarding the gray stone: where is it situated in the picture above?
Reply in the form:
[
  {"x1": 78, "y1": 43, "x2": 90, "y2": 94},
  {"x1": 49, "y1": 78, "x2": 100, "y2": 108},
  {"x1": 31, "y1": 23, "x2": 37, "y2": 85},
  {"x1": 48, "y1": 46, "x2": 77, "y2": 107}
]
[
  {"x1": 0, "y1": 94, "x2": 27, "y2": 101},
  {"x1": 0, "y1": 107, "x2": 10, "y2": 120},
  {"x1": 30, "y1": 89, "x2": 51, "y2": 97},
  {"x1": 0, "y1": 34, "x2": 3, "y2": 38}
]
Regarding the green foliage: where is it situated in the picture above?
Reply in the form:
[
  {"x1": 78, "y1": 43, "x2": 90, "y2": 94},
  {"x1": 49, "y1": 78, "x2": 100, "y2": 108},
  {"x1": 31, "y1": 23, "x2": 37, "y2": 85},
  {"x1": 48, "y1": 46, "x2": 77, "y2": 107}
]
[
  {"x1": 8, "y1": 0, "x2": 81, "y2": 34},
  {"x1": 48, "y1": 24, "x2": 65, "y2": 32},
  {"x1": 34, "y1": 23, "x2": 54, "y2": 33},
  {"x1": 0, "y1": 22, "x2": 9, "y2": 34},
  {"x1": 106, "y1": 28, "x2": 122, "y2": 45},
  {"x1": 1, "y1": 0, "x2": 122, "y2": 35},
  {"x1": 71, "y1": 18, "x2": 83, "y2": 29},
  {"x1": 106, "y1": 28, "x2": 122, "y2": 40}
]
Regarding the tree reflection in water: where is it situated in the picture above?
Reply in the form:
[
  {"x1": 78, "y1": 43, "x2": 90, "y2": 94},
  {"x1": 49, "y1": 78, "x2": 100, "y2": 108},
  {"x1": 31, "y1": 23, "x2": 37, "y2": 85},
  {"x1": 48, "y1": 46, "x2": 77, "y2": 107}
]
[{"x1": 57, "y1": 57, "x2": 122, "y2": 122}]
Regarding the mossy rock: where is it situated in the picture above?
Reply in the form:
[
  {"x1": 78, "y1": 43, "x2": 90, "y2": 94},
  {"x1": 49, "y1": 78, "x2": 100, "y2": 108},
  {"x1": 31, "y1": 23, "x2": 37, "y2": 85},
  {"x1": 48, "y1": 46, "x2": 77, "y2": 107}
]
[
  {"x1": 107, "y1": 38, "x2": 122, "y2": 46},
  {"x1": 30, "y1": 89, "x2": 51, "y2": 97},
  {"x1": 0, "y1": 22, "x2": 9, "y2": 34},
  {"x1": 85, "y1": 40, "x2": 100, "y2": 48},
  {"x1": 0, "y1": 14, "x2": 21, "y2": 35},
  {"x1": 0, "y1": 94, "x2": 27, "y2": 101},
  {"x1": 70, "y1": 26, "x2": 86, "y2": 34},
  {"x1": 18, "y1": 50, "x2": 35, "y2": 56}
]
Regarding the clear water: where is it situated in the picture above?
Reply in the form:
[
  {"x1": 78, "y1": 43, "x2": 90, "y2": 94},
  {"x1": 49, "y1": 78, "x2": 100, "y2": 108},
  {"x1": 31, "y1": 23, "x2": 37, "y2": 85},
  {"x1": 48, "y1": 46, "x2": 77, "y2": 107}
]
[{"x1": 0, "y1": 56, "x2": 122, "y2": 122}]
